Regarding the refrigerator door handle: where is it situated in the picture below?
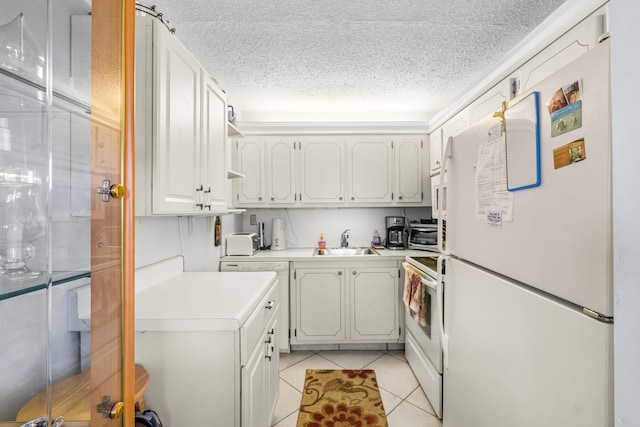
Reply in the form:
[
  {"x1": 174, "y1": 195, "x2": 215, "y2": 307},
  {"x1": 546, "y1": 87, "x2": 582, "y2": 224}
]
[
  {"x1": 438, "y1": 137, "x2": 452, "y2": 255},
  {"x1": 437, "y1": 254, "x2": 450, "y2": 369}
]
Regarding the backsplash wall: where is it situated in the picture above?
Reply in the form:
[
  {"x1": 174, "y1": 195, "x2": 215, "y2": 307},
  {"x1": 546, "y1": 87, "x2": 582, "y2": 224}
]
[
  {"x1": 135, "y1": 214, "x2": 243, "y2": 271},
  {"x1": 241, "y1": 207, "x2": 432, "y2": 249}
]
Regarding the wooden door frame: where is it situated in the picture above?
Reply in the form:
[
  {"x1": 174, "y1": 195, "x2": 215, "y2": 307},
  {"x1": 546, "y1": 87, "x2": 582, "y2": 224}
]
[{"x1": 91, "y1": 1, "x2": 135, "y2": 426}]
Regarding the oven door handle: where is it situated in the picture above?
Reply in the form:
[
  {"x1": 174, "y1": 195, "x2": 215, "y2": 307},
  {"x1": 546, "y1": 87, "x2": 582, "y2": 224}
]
[
  {"x1": 437, "y1": 254, "x2": 450, "y2": 369},
  {"x1": 420, "y1": 275, "x2": 437, "y2": 291}
]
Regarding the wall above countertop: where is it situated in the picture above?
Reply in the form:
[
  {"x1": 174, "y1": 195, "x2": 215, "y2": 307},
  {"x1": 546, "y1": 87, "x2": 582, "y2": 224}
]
[{"x1": 239, "y1": 207, "x2": 430, "y2": 250}]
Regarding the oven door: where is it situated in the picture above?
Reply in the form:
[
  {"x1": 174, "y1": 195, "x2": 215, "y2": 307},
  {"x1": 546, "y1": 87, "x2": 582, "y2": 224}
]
[{"x1": 403, "y1": 264, "x2": 442, "y2": 373}]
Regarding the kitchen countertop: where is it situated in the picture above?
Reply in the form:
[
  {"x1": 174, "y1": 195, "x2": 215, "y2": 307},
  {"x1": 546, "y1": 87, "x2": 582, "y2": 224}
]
[
  {"x1": 133, "y1": 256, "x2": 277, "y2": 332},
  {"x1": 222, "y1": 247, "x2": 436, "y2": 262}
]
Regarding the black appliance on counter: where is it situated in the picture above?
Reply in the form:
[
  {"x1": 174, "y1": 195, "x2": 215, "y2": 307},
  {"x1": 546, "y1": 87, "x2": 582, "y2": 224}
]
[
  {"x1": 385, "y1": 216, "x2": 406, "y2": 249},
  {"x1": 407, "y1": 219, "x2": 439, "y2": 251}
]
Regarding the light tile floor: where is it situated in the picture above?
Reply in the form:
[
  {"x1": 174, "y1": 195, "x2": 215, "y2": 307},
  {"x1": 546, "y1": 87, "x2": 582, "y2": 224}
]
[{"x1": 271, "y1": 350, "x2": 442, "y2": 427}]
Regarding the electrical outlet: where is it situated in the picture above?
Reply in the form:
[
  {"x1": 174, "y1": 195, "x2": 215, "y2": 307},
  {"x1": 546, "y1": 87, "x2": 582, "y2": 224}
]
[{"x1": 250, "y1": 214, "x2": 257, "y2": 225}]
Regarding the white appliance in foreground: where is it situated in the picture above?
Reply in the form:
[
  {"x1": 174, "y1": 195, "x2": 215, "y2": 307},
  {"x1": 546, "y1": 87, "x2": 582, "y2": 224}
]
[{"x1": 439, "y1": 40, "x2": 613, "y2": 427}]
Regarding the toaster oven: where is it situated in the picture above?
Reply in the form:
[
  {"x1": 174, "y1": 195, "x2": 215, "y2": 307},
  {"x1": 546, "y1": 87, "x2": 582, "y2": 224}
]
[
  {"x1": 407, "y1": 221, "x2": 438, "y2": 251},
  {"x1": 226, "y1": 233, "x2": 260, "y2": 256}
]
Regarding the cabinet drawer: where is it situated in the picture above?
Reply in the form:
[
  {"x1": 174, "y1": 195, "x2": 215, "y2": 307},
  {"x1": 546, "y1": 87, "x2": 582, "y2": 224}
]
[{"x1": 240, "y1": 280, "x2": 279, "y2": 366}]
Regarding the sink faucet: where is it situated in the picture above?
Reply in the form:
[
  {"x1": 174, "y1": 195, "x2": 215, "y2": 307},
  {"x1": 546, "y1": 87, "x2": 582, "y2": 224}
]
[{"x1": 341, "y1": 229, "x2": 350, "y2": 248}]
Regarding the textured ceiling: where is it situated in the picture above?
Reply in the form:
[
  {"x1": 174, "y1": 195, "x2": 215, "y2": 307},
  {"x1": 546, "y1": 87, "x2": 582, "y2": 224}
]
[{"x1": 145, "y1": 0, "x2": 567, "y2": 122}]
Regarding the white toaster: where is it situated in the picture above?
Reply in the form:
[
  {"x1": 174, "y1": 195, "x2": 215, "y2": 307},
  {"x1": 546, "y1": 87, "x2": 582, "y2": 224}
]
[{"x1": 226, "y1": 233, "x2": 260, "y2": 256}]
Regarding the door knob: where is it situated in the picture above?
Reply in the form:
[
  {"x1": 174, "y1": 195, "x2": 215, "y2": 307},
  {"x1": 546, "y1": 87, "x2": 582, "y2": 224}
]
[
  {"x1": 96, "y1": 180, "x2": 125, "y2": 202},
  {"x1": 97, "y1": 396, "x2": 124, "y2": 419}
]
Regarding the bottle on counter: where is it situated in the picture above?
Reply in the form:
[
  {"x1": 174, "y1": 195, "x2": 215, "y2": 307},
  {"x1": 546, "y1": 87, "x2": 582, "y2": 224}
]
[
  {"x1": 372, "y1": 229, "x2": 382, "y2": 247},
  {"x1": 318, "y1": 233, "x2": 326, "y2": 253}
]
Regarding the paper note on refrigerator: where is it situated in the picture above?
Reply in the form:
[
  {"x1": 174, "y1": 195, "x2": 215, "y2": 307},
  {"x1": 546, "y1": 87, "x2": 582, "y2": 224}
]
[{"x1": 475, "y1": 123, "x2": 514, "y2": 224}]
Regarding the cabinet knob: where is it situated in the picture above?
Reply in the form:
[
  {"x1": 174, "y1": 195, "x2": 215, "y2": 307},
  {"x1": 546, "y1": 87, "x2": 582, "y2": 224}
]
[
  {"x1": 351, "y1": 196, "x2": 355, "y2": 200},
  {"x1": 271, "y1": 197, "x2": 274, "y2": 201},
  {"x1": 352, "y1": 271, "x2": 357, "y2": 276},
  {"x1": 258, "y1": 196, "x2": 263, "y2": 201},
  {"x1": 265, "y1": 300, "x2": 275, "y2": 310},
  {"x1": 339, "y1": 196, "x2": 343, "y2": 201},
  {"x1": 337, "y1": 271, "x2": 342, "y2": 276},
  {"x1": 399, "y1": 195, "x2": 403, "y2": 200}
]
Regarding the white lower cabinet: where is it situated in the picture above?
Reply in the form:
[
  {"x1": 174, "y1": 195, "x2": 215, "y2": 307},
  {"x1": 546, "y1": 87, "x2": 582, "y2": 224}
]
[
  {"x1": 135, "y1": 280, "x2": 279, "y2": 427},
  {"x1": 291, "y1": 260, "x2": 401, "y2": 345},
  {"x1": 350, "y1": 267, "x2": 400, "y2": 341},
  {"x1": 293, "y1": 267, "x2": 347, "y2": 342}
]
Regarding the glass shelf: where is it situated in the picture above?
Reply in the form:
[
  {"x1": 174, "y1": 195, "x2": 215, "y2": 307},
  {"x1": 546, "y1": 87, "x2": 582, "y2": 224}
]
[
  {"x1": 0, "y1": 270, "x2": 91, "y2": 301},
  {"x1": 0, "y1": 67, "x2": 92, "y2": 115},
  {"x1": 0, "y1": 61, "x2": 92, "y2": 301}
]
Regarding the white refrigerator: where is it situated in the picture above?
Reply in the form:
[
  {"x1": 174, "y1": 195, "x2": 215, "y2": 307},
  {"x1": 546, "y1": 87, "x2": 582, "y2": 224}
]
[{"x1": 439, "y1": 39, "x2": 613, "y2": 427}]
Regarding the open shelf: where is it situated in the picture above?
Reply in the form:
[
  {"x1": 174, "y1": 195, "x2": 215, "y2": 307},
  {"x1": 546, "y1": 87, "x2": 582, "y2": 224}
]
[
  {"x1": 227, "y1": 121, "x2": 244, "y2": 137},
  {"x1": 227, "y1": 170, "x2": 246, "y2": 179}
]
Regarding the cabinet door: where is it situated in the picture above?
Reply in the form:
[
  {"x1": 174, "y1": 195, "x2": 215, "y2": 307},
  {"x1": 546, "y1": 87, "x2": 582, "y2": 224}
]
[
  {"x1": 299, "y1": 138, "x2": 345, "y2": 205},
  {"x1": 152, "y1": 24, "x2": 201, "y2": 214},
  {"x1": 517, "y1": 11, "x2": 602, "y2": 94},
  {"x1": 294, "y1": 268, "x2": 346, "y2": 342},
  {"x1": 350, "y1": 267, "x2": 400, "y2": 341},
  {"x1": 395, "y1": 136, "x2": 423, "y2": 204},
  {"x1": 241, "y1": 334, "x2": 267, "y2": 427},
  {"x1": 201, "y1": 74, "x2": 227, "y2": 212},
  {"x1": 236, "y1": 139, "x2": 266, "y2": 205},
  {"x1": 347, "y1": 137, "x2": 393, "y2": 203},
  {"x1": 467, "y1": 79, "x2": 512, "y2": 126},
  {"x1": 266, "y1": 137, "x2": 297, "y2": 205},
  {"x1": 429, "y1": 127, "x2": 443, "y2": 176}
]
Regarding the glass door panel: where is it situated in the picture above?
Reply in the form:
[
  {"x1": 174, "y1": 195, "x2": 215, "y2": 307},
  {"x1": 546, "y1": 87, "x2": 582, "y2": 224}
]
[{"x1": 0, "y1": 0, "x2": 134, "y2": 425}]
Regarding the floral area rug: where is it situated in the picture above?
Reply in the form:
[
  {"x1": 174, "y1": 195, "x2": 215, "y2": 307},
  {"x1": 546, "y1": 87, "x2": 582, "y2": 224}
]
[{"x1": 296, "y1": 369, "x2": 388, "y2": 427}]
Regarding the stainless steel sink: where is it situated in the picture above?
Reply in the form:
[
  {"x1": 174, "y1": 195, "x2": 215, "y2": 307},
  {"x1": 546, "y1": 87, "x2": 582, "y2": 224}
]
[{"x1": 313, "y1": 247, "x2": 378, "y2": 256}]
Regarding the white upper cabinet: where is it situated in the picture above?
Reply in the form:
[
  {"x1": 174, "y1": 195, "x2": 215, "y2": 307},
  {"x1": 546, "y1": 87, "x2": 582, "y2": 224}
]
[
  {"x1": 135, "y1": 15, "x2": 228, "y2": 216},
  {"x1": 236, "y1": 138, "x2": 266, "y2": 205},
  {"x1": 266, "y1": 137, "x2": 297, "y2": 205},
  {"x1": 347, "y1": 136, "x2": 393, "y2": 204},
  {"x1": 429, "y1": 127, "x2": 443, "y2": 176},
  {"x1": 232, "y1": 134, "x2": 429, "y2": 208},
  {"x1": 201, "y1": 74, "x2": 228, "y2": 213},
  {"x1": 394, "y1": 136, "x2": 424, "y2": 204},
  {"x1": 151, "y1": 17, "x2": 201, "y2": 214},
  {"x1": 299, "y1": 138, "x2": 346, "y2": 205}
]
